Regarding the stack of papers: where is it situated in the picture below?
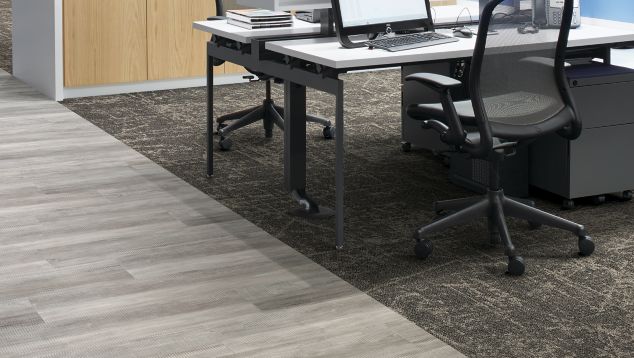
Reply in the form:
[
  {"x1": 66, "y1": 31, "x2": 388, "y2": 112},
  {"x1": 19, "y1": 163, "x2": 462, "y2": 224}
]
[{"x1": 226, "y1": 9, "x2": 293, "y2": 30}]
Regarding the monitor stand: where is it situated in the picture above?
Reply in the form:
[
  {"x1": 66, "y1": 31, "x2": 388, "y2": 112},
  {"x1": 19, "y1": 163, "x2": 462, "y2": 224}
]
[
  {"x1": 336, "y1": 33, "x2": 367, "y2": 49},
  {"x1": 312, "y1": 9, "x2": 365, "y2": 49},
  {"x1": 319, "y1": 8, "x2": 335, "y2": 36},
  {"x1": 322, "y1": 9, "x2": 368, "y2": 49}
]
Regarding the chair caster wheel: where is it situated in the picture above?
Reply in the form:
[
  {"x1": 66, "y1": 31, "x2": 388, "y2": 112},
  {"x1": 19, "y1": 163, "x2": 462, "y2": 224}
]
[
  {"x1": 528, "y1": 221, "x2": 542, "y2": 230},
  {"x1": 578, "y1": 236, "x2": 595, "y2": 257},
  {"x1": 507, "y1": 256, "x2": 525, "y2": 276},
  {"x1": 591, "y1": 195, "x2": 606, "y2": 206},
  {"x1": 562, "y1": 199, "x2": 575, "y2": 210},
  {"x1": 401, "y1": 142, "x2": 412, "y2": 152},
  {"x1": 323, "y1": 126, "x2": 335, "y2": 139},
  {"x1": 414, "y1": 239, "x2": 433, "y2": 259},
  {"x1": 621, "y1": 190, "x2": 633, "y2": 201},
  {"x1": 216, "y1": 123, "x2": 227, "y2": 135},
  {"x1": 218, "y1": 137, "x2": 233, "y2": 151}
]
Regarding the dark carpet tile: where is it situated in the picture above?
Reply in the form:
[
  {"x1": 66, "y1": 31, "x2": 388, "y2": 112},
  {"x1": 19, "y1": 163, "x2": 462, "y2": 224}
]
[{"x1": 62, "y1": 71, "x2": 634, "y2": 358}]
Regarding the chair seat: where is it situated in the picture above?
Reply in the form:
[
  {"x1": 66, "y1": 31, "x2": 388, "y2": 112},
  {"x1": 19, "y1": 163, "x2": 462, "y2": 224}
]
[{"x1": 407, "y1": 91, "x2": 573, "y2": 140}]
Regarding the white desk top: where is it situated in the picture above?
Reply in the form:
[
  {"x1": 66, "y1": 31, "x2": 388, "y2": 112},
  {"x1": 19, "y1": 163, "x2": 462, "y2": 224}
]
[
  {"x1": 265, "y1": 24, "x2": 634, "y2": 70},
  {"x1": 192, "y1": 1, "x2": 481, "y2": 43},
  {"x1": 237, "y1": 0, "x2": 331, "y2": 11},
  {"x1": 193, "y1": 3, "x2": 481, "y2": 42},
  {"x1": 193, "y1": 18, "x2": 320, "y2": 43}
]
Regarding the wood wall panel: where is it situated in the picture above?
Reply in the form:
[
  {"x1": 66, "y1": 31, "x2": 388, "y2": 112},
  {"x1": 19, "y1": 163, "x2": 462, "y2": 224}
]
[
  {"x1": 147, "y1": 0, "x2": 218, "y2": 80},
  {"x1": 64, "y1": 0, "x2": 148, "y2": 87},
  {"x1": 224, "y1": 62, "x2": 246, "y2": 75}
]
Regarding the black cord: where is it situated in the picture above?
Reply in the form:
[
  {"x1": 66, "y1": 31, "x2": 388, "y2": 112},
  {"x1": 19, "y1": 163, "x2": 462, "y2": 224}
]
[
  {"x1": 447, "y1": 7, "x2": 476, "y2": 36},
  {"x1": 489, "y1": 9, "x2": 538, "y2": 35},
  {"x1": 455, "y1": 7, "x2": 474, "y2": 26}
]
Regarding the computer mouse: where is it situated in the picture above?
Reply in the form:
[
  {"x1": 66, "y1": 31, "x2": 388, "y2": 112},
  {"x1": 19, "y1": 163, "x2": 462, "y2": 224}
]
[{"x1": 453, "y1": 27, "x2": 474, "y2": 39}]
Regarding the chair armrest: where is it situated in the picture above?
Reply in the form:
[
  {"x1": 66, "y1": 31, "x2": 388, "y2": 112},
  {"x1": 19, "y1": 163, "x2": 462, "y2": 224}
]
[
  {"x1": 405, "y1": 73, "x2": 462, "y2": 91},
  {"x1": 406, "y1": 73, "x2": 466, "y2": 146}
]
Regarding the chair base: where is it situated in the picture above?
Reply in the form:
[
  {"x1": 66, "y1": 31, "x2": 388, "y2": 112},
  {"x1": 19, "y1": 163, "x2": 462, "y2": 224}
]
[
  {"x1": 414, "y1": 189, "x2": 595, "y2": 276},
  {"x1": 215, "y1": 80, "x2": 333, "y2": 151}
]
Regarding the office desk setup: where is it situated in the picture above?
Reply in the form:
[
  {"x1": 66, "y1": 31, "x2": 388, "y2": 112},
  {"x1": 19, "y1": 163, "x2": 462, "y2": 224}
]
[{"x1": 194, "y1": 16, "x2": 634, "y2": 250}]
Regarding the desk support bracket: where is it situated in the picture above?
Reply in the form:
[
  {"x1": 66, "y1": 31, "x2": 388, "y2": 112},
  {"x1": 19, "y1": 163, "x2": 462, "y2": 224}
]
[
  {"x1": 283, "y1": 79, "x2": 345, "y2": 249},
  {"x1": 284, "y1": 81, "x2": 336, "y2": 221}
]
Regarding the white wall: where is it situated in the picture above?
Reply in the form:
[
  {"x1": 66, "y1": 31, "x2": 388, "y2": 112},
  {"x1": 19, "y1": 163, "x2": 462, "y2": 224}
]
[
  {"x1": 612, "y1": 49, "x2": 634, "y2": 69},
  {"x1": 12, "y1": 0, "x2": 63, "y2": 100}
]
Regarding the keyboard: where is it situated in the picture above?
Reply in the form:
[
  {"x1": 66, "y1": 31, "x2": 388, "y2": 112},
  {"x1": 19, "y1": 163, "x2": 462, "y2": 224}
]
[{"x1": 365, "y1": 32, "x2": 459, "y2": 52}]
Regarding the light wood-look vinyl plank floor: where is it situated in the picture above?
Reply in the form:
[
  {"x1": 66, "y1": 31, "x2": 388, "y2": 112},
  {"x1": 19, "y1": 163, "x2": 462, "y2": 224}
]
[{"x1": 0, "y1": 70, "x2": 464, "y2": 358}]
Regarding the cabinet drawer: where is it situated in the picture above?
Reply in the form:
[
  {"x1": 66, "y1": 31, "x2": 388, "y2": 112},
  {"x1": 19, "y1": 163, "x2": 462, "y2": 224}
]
[
  {"x1": 570, "y1": 81, "x2": 634, "y2": 128},
  {"x1": 569, "y1": 124, "x2": 634, "y2": 197},
  {"x1": 531, "y1": 124, "x2": 634, "y2": 199}
]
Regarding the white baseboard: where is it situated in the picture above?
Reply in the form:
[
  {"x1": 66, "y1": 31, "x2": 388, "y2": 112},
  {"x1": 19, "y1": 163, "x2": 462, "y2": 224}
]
[{"x1": 62, "y1": 74, "x2": 249, "y2": 99}]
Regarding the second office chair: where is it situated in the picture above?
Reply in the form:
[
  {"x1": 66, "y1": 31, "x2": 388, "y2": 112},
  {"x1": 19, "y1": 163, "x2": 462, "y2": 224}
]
[{"x1": 209, "y1": 0, "x2": 334, "y2": 151}]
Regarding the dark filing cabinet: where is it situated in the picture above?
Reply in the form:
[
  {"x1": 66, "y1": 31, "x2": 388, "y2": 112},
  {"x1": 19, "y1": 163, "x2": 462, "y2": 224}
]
[
  {"x1": 402, "y1": 62, "x2": 634, "y2": 206},
  {"x1": 530, "y1": 63, "x2": 634, "y2": 209}
]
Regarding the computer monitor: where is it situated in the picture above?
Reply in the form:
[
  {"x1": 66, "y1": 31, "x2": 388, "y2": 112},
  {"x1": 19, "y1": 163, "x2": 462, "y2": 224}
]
[
  {"x1": 236, "y1": 0, "x2": 331, "y2": 11},
  {"x1": 332, "y1": 0, "x2": 432, "y2": 37}
]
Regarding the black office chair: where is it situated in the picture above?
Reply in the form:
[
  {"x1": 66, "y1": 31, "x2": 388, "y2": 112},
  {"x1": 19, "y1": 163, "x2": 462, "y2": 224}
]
[
  {"x1": 406, "y1": 0, "x2": 594, "y2": 275},
  {"x1": 208, "y1": 0, "x2": 334, "y2": 151}
]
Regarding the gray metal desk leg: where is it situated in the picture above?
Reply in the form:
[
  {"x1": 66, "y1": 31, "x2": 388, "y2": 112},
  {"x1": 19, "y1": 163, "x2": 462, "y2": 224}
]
[
  {"x1": 335, "y1": 80, "x2": 345, "y2": 249},
  {"x1": 284, "y1": 81, "x2": 335, "y2": 224},
  {"x1": 206, "y1": 55, "x2": 214, "y2": 177},
  {"x1": 284, "y1": 81, "x2": 307, "y2": 195}
]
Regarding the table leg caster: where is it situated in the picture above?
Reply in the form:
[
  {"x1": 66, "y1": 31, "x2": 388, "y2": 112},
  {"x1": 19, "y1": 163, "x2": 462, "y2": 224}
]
[{"x1": 289, "y1": 189, "x2": 334, "y2": 219}]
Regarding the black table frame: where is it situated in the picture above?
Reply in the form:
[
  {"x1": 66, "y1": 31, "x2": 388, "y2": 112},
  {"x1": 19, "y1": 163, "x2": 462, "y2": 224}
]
[{"x1": 206, "y1": 33, "x2": 629, "y2": 249}]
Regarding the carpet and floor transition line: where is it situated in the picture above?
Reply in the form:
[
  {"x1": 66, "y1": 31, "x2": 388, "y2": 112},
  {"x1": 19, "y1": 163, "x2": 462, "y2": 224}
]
[
  {"x1": 2, "y1": 0, "x2": 634, "y2": 355},
  {"x1": 62, "y1": 76, "x2": 634, "y2": 357}
]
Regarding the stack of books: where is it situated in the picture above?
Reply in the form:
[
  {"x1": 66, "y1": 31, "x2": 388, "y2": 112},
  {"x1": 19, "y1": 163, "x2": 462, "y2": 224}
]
[{"x1": 226, "y1": 9, "x2": 293, "y2": 30}]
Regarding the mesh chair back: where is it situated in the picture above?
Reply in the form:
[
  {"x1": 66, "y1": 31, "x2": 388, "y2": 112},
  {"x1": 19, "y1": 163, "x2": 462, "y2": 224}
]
[{"x1": 471, "y1": 0, "x2": 574, "y2": 127}]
